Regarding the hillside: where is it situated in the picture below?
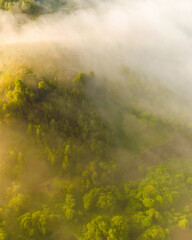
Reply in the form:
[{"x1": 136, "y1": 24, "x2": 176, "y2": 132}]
[
  {"x1": 0, "y1": 64, "x2": 190, "y2": 239},
  {"x1": 1, "y1": 1, "x2": 192, "y2": 239}
]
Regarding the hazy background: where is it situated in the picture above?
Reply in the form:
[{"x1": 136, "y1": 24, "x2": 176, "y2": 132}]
[{"x1": 1, "y1": 0, "x2": 192, "y2": 121}]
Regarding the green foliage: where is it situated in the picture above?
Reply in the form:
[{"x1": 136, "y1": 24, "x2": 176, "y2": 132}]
[
  {"x1": 83, "y1": 216, "x2": 130, "y2": 240},
  {"x1": 109, "y1": 216, "x2": 129, "y2": 240},
  {"x1": 0, "y1": 0, "x2": 40, "y2": 15},
  {"x1": 19, "y1": 208, "x2": 57, "y2": 239},
  {"x1": 139, "y1": 225, "x2": 169, "y2": 240},
  {"x1": 83, "y1": 216, "x2": 109, "y2": 240},
  {"x1": 0, "y1": 70, "x2": 192, "y2": 240},
  {"x1": 83, "y1": 187, "x2": 100, "y2": 211},
  {"x1": 62, "y1": 194, "x2": 76, "y2": 221},
  {"x1": 97, "y1": 192, "x2": 116, "y2": 211},
  {"x1": 0, "y1": 229, "x2": 7, "y2": 240}
]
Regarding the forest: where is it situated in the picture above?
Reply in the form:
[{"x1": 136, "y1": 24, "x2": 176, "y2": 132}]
[
  {"x1": 0, "y1": 0, "x2": 192, "y2": 239},
  {"x1": 0, "y1": 0, "x2": 78, "y2": 14}
]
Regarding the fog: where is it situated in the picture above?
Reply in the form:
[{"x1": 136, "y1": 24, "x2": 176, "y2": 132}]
[
  {"x1": 0, "y1": 1, "x2": 192, "y2": 239},
  {"x1": 0, "y1": 0, "x2": 192, "y2": 88},
  {"x1": 0, "y1": 0, "x2": 192, "y2": 131},
  {"x1": 1, "y1": 0, "x2": 192, "y2": 153}
]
